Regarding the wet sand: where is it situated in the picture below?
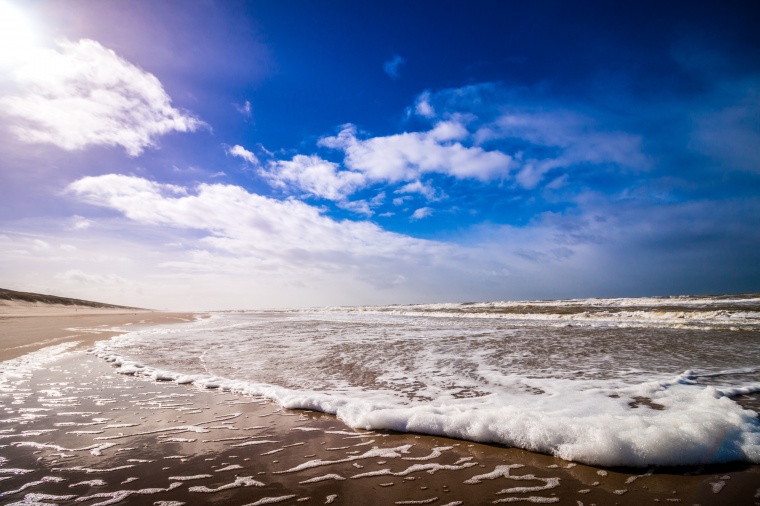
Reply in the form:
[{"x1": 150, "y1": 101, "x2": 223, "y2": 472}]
[{"x1": 1, "y1": 313, "x2": 759, "y2": 505}]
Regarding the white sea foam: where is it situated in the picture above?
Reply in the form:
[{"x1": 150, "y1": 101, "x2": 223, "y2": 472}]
[
  {"x1": 52, "y1": 465, "x2": 135, "y2": 474},
  {"x1": 167, "y1": 475, "x2": 212, "y2": 481},
  {"x1": 0, "y1": 342, "x2": 80, "y2": 388},
  {"x1": 351, "y1": 461, "x2": 478, "y2": 479},
  {"x1": 299, "y1": 474, "x2": 346, "y2": 483},
  {"x1": 75, "y1": 482, "x2": 182, "y2": 505},
  {"x1": 313, "y1": 294, "x2": 760, "y2": 331},
  {"x1": 243, "y1": 496, "x2": 297, "y2": 506},
  {"x1": 188, "y1": 476, "x2": 264, "y2": 492},
  {"x1": 465, "y1": 465, "x2": 525, "y2": 484},
  {"x1": 0, "y1": 477, "x2": 66, "y2": 498},
  {"x1": 5, "y1": 493, "x2": 78, "y2": 505},
  {"x1": 93, "y1": 295, "x2": 760, "y2": 467},
  {"x1": 215, "y1": 464, "x2": 243, "y2": 472},
  {"x1": 0, "y1": 469, "x2": 35, "y2": 475},
  {"x1": 69, "y1": 480, "x2": 107, "y2": 488}
]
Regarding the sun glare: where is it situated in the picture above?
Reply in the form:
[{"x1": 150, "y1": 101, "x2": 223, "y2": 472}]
[{"x1": 0, "y1": 0, "x2": 38, "y2": 66}]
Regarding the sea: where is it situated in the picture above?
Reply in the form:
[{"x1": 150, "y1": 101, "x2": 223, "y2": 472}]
[{"x1": 94, "y1": 294, "x2": 760, "y2": 468}]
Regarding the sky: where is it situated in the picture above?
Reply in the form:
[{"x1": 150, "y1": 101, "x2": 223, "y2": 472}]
[{"x1": 0, "y1": 0, "x2": 759, "y2": 310}]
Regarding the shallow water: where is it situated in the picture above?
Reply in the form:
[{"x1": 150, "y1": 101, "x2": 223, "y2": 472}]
[
  {"x1": 95, "y1": 294, "x2": 760, "y2": 467},
  {"x1": 6, "y1": 351, "x2": 758, "y2": 505}
]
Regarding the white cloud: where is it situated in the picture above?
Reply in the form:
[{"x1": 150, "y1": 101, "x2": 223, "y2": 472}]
[
  {"x1": 515, "y1": 162, "x2": 553, "y2": 190},
  {"x1": 545, "y1": 174, "x2": 569, "y2": 190},
  {"x1": 70, "y1": 215, "x2": 94, "y2": 230},
  {"x1": 369, "y1": 192, "x2": 386, "y2": 207},
  {"x1": 256, "y1": 89, "x2": 645, "y2": 201},
  {"x1": 471, "y1": 110, "x2": 648, "y2": 188},
  {"x1": 0, "y1": 1, "x2": 38, "y2": 67},
  {"x1": 58, "y1": 174, "x2": 523, "y2": 307},
  {"x1": 235, "y1": 100, "x2": 252, "y2": 117},
  {"x1": 397, "y1": 180, "x2": 438, "y2": 200},
  {"x1": 485, "y1": 111, "x2": 647, "y2": 169},
  {"x1": 428, "y1": 120, "x2": 469, "y2": 142},
  {"x1": 320, "y1": 123, "x2": 513, "y2": 183},
  {"x1": 411, "y1": 207, "x2": 434, "y2": 220},
  {"x1": 32, "y1": 239, "x2": 50, "y2": 251},
  {"x1": 257, "y1": 120, "x2": 500, "y2": 202},
  {"x1": 226, "y1": 144, "x2": 260, "y2": 165},
  {"x1": 411, "y1": 84, "x2": 651, "y2": 189},
  {"x1": 261, "y1": 154, "x2": 366, "y2": 201},
  {"x1": 337, "y1": 199, "x2": 373, "y2": 216},
  {"x1": 0, "y1": 39, "x2": 203, "y2": 156},
  {"x1": 7, "y1": 180, "x2": 756, "y2": 309},
  {"x1": 383, "y1": 54, "x2": 405, "y2": 79},
  {"x1": 66, "y1": 174, "x2": 449, "y2": 266},
  {"x1": 55, "y1": 268, "x2": 133, "y2": 287},
  {"x1": 414, "y1": 91, "x2": 436, "y2": 118}
]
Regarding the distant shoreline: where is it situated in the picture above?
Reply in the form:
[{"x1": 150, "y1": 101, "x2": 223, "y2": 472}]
[
  {"x1": 0, "y1": 301, "x2": 197, "y2": 362},
  {"x1": 0, "y1": 287, "x2": 147, "y2": 310}
]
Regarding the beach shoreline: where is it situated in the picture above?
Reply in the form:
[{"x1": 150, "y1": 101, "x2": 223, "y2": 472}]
[
  {"x1": 0, "y1": 301, "x2": 198, "y2": 362},
  {"x1": 1, "y1": 310, "x2": 759, "y2": 505}
]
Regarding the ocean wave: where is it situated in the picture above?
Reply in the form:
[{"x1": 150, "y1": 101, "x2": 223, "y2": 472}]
[
  {"x1": 91, "y1": 297, "x2": 760, "y2": 467},
  {"x1": 94, "y1": 341, "x2": 760, "y2": 467},
  {"x1": 305, "y1": 294, "x2": 760, "y2": 331}
]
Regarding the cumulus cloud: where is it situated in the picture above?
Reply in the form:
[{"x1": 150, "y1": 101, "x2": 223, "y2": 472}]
[
  {"x1": 11, "y1": 172, "x2": 755, "y2": 308},
  {"x1": 254, "y1": 85, "x2": 649, "y2": 203},
  {"x1": 414, "y1": 91, "x2": 436, "y2": 118},
  {"x1": 410, "y1": 85, "x2": 650, "y2": 188},
  {"x1": 0, "y1": 39, "x2": 203, "y2": 156},
  {"x1": 60, "y1": 174, "x2": 535, "y2": 305},
  {"x1": 226, "y1": 144, "x2": 260, "y2": 165},
  {"x1": 66, "y1": 174, "x2": 451, "y2": 269},
  {"x1": 320, "y1": 123, "x2": 513, "y2": 183},
  {"x1": 411, "y1": 207, "x2": 434, "y2": 220},
  {"x1": 370, "y1": 192, "x2": 386, "y2": 207},
  {"x1": 261, "y1": 155, "x2": 366, "y2": 201},
  {"x1": 383, "y1": 54, "x2": 405, "y2": 79},
  {"x1": 397, "y1": 180, "x2": 439, "y2": 201},
  {"x1": 256, "y1": 119, "x2": 507, "y2": 203},
  {"x1": 337, "y1": 199, "x2": 373, "y2": 216}
]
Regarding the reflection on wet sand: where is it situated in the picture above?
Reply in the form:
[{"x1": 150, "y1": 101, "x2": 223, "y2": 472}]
[{"x1": 1, "y1": 350, "x2": 759, "y2": 505}]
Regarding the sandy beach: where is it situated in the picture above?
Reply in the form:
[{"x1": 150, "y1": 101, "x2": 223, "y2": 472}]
[
  {"x1": 1, "y1": 307, "x2": 759, "y2": 505},
  {"x1": 0, "y1": 301, "x2": 196, "y2": 362}
]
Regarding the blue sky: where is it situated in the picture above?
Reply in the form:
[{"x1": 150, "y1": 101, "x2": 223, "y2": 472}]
[{"x1": 0, "y1": 0, "x2": 758, "y2": 309}]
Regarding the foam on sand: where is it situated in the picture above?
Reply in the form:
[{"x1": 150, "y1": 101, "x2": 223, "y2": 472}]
[
  {"x1": 92, "y1": 300, "x2": 760, "y2": 467},
  {"x1": 2, "y1": 345, "x2": 760, "y2": 505}
]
